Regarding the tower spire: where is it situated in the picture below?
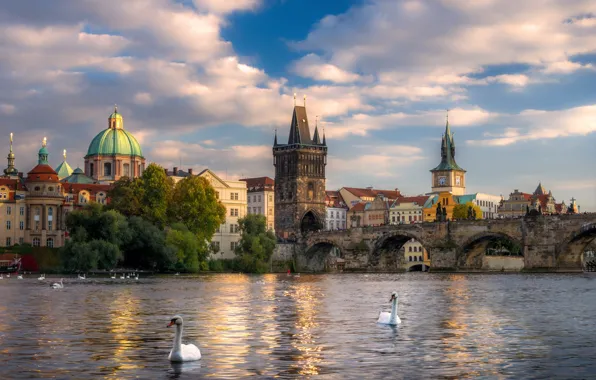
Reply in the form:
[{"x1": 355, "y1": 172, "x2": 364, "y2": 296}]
[
  {"x1": 4, "y1": 132, "x2": 17, "y2": 176},
  {"x1": 312, "y1": 115, "x2": 321, "y2": 144},
  {"x1": 274, "y1": 128, "x2": 278, "y2": 146},
  {"x1": 293, "y1": 93, "x2": 296, "y2": 107}
]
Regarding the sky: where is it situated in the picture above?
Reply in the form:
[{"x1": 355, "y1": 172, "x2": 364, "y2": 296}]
[{"x1": 0, "y1": 0, "x2": 595, "y2": 210}]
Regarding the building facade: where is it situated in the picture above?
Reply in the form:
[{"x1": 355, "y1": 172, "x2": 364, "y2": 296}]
[
  {"x1": 347, "y1": 195, "x2": 389, "y2": 228},
  {"x1": 456, "y1": 193, "x2": 502, "y2": 219},
  {"x1": 339, "y1": 187, "x2": 401, "y2": 209},
  {"x1": 84, "y1": 107, "x2": 145, "y2": 183},
  {"x1": 403, "y1": 239, "x2": 430, "y2": 271},
  {"x1": 498, "y1": 183, "x2": 567, "y2": 218},
  {"x1": 430, "y1": 116, "x2": 466, "y2": 195},
  {"x1": 198, "y1": 169, "x2": 247, "y2": 260},
  {"x1": 325, "y1": 191, "x2": 348, "y2": 230},
  {"x1": 241, "y1": 177, "x2": 275, "y2": 231},
  {"x1": 273, "y1": 98, "x2": 327, "y2": 238},
  {"x1": 389, "y1": 196, "x2": 429, "y2": 224}
]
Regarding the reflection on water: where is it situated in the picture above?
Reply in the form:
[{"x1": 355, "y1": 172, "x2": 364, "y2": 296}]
[{"x1": 1, "y1": 273, "x2": 596, "y2": 379}]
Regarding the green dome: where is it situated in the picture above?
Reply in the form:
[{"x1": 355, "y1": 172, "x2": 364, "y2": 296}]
[
  {"x1": 86, "y1": 128, "x2": 144, "y2": 157},
  {"x1": 38, "y1": 146, "x2": 48, "y2": 155}
]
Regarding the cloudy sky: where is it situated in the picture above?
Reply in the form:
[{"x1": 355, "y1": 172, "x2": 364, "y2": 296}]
[{"x1": 0, "y1": 0, "x2": 595, "y2": 210}]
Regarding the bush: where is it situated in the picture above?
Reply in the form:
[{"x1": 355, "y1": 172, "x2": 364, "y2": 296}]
[{"x1": 199, "y1": 261, "x2": 209, "y2": 272}]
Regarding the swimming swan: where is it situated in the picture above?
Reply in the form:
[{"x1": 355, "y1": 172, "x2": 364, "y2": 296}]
[
  {"x1": 167, "y1": 315, "x2": 201, "y2": 362},
  {"x1": 51, "y1": 279, "x2": 64, "y2": 289},
  {"x1": 377, "y1": 291, "x2": 401, "y2": 325}
]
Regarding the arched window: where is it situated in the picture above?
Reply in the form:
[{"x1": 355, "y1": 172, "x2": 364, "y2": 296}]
[
  {"x1": 90, "y1": 163, "x2": 94, "y2": 176},
  {"x1": 48, "y1": 207, "x2": 53, "y2": 216},
  {"x1": 0, "y1": 187, "x2": 7, "y2": 199},
  {"x1": 79, "y1": 191, "x2": 89, "y2": 204},
  {"x1": 408, "y1": 256, "x2": 412, "y2": 262},
  {"x1": 104, "y1": 162, "x2": 112, "y2": 176},
  {"x1": 123, "y1": 163, "x2": 130, "y2": 177},
  {"x1": 32, "y1": 237, "x2": 40, "y2": 247},
  {"x1": 46, "y1": 238, "x2": 54, "y2": 248}
]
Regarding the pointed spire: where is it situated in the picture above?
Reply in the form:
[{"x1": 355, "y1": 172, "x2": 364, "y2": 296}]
[
  {"x1": 312, "y1": 115, "x2": 321, "y2": 144},
  {"x1": 293, "y1": 93, "x2": 296, "y2": 107},
  {"x1": 274, "y1": 128, "x2": 278, "y2": 146},
  {"x1": 4, "y1": 132, "x2": 17, "y2": 176}
]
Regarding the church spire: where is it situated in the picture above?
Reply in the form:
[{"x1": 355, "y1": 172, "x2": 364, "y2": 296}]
[
  {"x1": 287, "y1": 94, "x2": 312, "y2": 145},
  {"x1": 274, "y1": 128, "x2": 278, "y2": 146},
  {"x1": 4, "y1": 132, "x2": 18, "y2": 176},
  {"x1": 430, "y1": 112, "x2": 464, "y2": 173}
]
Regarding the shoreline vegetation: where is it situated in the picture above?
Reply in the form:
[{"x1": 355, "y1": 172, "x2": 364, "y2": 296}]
[{"x1": 7, "y1": 163, "x2": 279, "y2": 274}]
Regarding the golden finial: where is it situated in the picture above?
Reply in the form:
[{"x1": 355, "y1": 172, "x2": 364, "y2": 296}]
[
  {"x1": 63, "y1": 149, "x2": 67, "y2": 160},
  {"x1": 303, "y1": 94, "x2": 306, "y2": 107},
  {"x1": 42, "y1": 137, "x2": 47, "y2": 147},
  {"x1": 10, "y1": 132, "x2": 13, "y2": 143},
  {"x1": 293, "y1": 93, "x2": 296, "y2": 106},
  {"x1": 114, "y1": 103, "x2": 118, "y2": 112}
]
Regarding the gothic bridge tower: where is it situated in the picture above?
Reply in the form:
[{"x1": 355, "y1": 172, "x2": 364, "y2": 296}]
[{"x1": 273, "y1": 95, "x2": 327, "y2": 239}]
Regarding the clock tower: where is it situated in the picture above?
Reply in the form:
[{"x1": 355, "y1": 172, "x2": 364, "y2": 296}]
[{"x1": 430, "y1": 114, "x2": 466, "y2": 195}]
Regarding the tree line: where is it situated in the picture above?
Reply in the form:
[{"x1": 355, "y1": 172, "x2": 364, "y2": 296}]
[{"x1": 60, "y1": 163, "x2": 276, "y2": 273}]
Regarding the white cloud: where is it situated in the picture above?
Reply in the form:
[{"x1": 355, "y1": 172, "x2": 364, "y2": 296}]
[
  {"x1": 292, "y1": 54, "x2": 368, "y2": 83},
  {"x1": 193, "y1": 0, "x2": 261, "y2": 14},
  {"x1": 0, "y1": 104, "x2": 15, "y2": 115},
  {"x1": 467, "y1": 105, "x2": 596, "y2": 146}
]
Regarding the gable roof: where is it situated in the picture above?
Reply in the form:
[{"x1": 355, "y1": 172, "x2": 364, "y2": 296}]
[
  {"x1": 326, "y1": 190, "x2": 348, "y2": 209},
  {"x1": 392, "y1": 195, "x2": 430, "y2": 207},
  {"x1": 240, "y1": 177, "x2": 274, "y2": 192},
  {"x1": 342, "y1": 187, "x2": 402, "y2": 200},
  {"x1": 198, "y1": 168, "x2": 230, "y2": 188}
]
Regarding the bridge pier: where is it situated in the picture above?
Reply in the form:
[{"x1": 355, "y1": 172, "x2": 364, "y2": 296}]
[{"x1": 428, "y1": 248, "x2": 457, "y2": 272}]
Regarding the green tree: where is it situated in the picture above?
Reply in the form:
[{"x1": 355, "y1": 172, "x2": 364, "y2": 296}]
[
  {"x1": 141, "y1": 163, "x2": 173, "y2": 226},
  {"x1": 235, "y1": 214, "x2": 276, "y2": 273},
  {"x1": 122, "y1": 216, "x2": 176, "y2": 270},
  {"x1": 452, "y1": 201, "x2": 483, "y2": 220},
  {"x1": 168, "y1": 175, "x2": 226, "y2": 242},
  {"x1": 166, "y1": 224, "x2": 207, "y2": 272},
  {"x1": 66, "y1": 205, "x2": 131, "y2": 246},
  {"x1": 107, "y1": 177, "x2": 144, "y2": 217}
]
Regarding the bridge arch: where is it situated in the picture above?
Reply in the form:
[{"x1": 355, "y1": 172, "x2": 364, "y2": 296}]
[
  {"x1": 457, "y1": 232, "x2": 523, "y2": 271},
  {"x1": 301, "y1": 239, "x2": 345, "y2": 272},
  {"x1": 372, "y1": 231, "x2": 431, "y2": 272},
  {"x1": 556, "y1": 222, "x2": 596, "y2": 270}
]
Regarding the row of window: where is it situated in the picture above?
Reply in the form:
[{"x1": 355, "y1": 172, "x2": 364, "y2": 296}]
[
  {"x1": 326, "y1": 221, "x2": 346, "y2": 230},
  {"x1": 210, "y1": 241, "x2": 240, "y2": 253},
  {"x1": 5, "y1": 237, "x2": 54, "y2": 248},
  {"x1": 230, "y1": 208, "x2": 239, "y2": 217},
  {"x1": 327, "y1": 211, "x2": 346, "y2": 219},
  {"x1": 408, "y1": 256, "x2": 424, "y2": 262},
  {"x1": 391, "y1": 210, "x2": 423, "y2": 214},
  {"x1": 392, "y1": 215, "x2": 421, "y2": 222},
  {"x1": 4, "y1": 206, "x2": 26, "y2": 216},
  {"x1": 247, "y1": 194, "x2": 273, "y2": 204},
  {"x1": 408, "y1": 245, "x2": 423, "y2": 252}
]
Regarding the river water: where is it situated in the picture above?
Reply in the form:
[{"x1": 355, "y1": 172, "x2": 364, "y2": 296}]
[{"x1": 1, "y1": 273, "x2": 595, "y2": 379}]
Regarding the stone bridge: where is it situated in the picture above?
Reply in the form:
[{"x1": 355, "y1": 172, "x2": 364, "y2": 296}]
[{"x1": 295, "y1": 214, "x2": 596, "y2": 272}]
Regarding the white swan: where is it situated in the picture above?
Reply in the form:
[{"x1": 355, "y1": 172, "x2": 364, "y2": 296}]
[
  {"x1": 38, "y1": 274, "x2": 45, "y2": 280},
  {"x1": 167, "y1": 315, "x2": 201, "y2": 362},
  {"x1": 17, "y1": 274, "x2": 23, "y2": 279},
  {"x1": 135, "y1": 273, "x2": 139, "y2": 280},
  {"x1": 0, "y1": 274, "x2": 3, "y2": 279},
  {"x1": 78, "y1": 274, "x2": 86, "y2": 280},
  {"x1": 51, "y1": 278, "x2": 64, "y2": 289},
  {"x1": 377, "y1": 291, "x2": 401, "y2": 325},
  {"x1": 120, "y1": 274, "x2": 125, "y2": 279},
  {"x1": 111, "y1": 274, "x2": 116, "y2": 279}
]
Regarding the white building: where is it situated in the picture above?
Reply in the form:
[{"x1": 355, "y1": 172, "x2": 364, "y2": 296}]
[
  {"x1": 325, "y1": 191, "x2": 348, "y2": 230},
  {"x1": 389, "y1": 195, "x2": 429, "y2": 224},
  {"x1": 240, "y1": 177, "x2": 275, "y2": 231},
  {"x1": 457, "y1": 193, "x2": 502, "y2": 219},
  {"x1": 166, "y1": 167, "x2": 247, "y2": 260}
]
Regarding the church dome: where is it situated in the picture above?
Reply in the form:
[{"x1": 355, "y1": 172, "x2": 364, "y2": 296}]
[{"x1": 86, "y1": 107, "x2": 144, "y2": 158}]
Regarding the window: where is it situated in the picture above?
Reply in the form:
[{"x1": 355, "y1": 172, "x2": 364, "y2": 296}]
[
  {"x1": 46, "y1": 238, "x2": 54, "y2": 248},
  {"x1": 48, "y1": 207, "x2": 53, "y2": 217},
  {"x1": 230, "y1": 193, "x2": 239, "y2": 200},
  {"x1": 258, "y1": 195, "x2": 261, "y2": 202},
  {"x1": 20, "y1": 207, "x2": 24, "y2": 216},
  {"x1": 89, "y1": 163, "x2": 94, "y2": 176},
  {"x1": 6, "y1": 206, "x2": 11, "y2": 215},
  {"x1": 269, "y1": 195, "x2": 273, "y2": 202},
  {"x1": 19, "y1": 221, "x2": 23, "y2": 230},
  {"x1": 230, "y1": 241, "x2": 239, "y2": 251},
  {"x1": 230, "y1": 208, "x2": 239, "y2": 217},
  {"x1": 408, "y1": 246, "x2": 412, "y2": 252},
  {"x1": 32, "y1": 237, "x2": 40, "y2": 247},
  {"x1": 6, "y1": 221, "x2": 10, "y2": 230},
  {"x1": 419, "y1": 256, "x2": 423, "y2": 262},
  {"x1": 104, "y1": 162, "x2": 112, "y2": 176},
  {"x1": 408, "y1": 256, "x2": 412, "y2": 262},
  {"x1": 211, "y1": 241, "x2": 220, "y2": 251},
  {"x1": 0, "y1": 187, "x2": 7, "y2": 199},
  {"x1": 257, "y1": 207, "x2": 262, "y2": 214},
  {"x1": 48, "y1": 221, "x2": 52, "y2": 231},
  {"x1": 230, "y1": 224, "x2": 239, "y2": 233},
  {"x1": 6, "y1": 237, "x2": 11, "y2": 246},
  {"x1": 123, "y1": 163, "x2": 130, "y2": 177}
]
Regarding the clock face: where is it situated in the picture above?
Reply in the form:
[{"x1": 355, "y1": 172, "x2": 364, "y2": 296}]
[
  {"x1": 438, "y1": 176, "x2": 446, "y2": 186},
  {"x1": 455, "y1": 176, "x2": 461, "y2": 186}
]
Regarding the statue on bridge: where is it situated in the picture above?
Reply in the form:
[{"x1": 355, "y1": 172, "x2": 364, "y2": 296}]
[
  {"x1": 467, "y1": 205, "x2": 473, "y2": 220},
  {"x1": 436, "y1": 203, "x2": 442, "y2": 222}
]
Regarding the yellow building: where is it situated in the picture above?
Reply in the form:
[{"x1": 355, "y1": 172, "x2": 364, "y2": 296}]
[
  {"x1": 403, "y1": 239, "x2": 431, "y2": 271},
  {"x1": 422, "y1": 191, "x2": 458, "y2": 222}
]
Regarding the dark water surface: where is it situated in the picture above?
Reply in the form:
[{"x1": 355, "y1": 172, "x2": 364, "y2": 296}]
[{"x1": 1, "y1": 273, "x2": 595, "y2": 379}]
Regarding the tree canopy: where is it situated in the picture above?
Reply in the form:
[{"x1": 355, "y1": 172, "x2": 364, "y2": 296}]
[
  {"x1": 452, "y1": 201, "x2": 483, "y2": 220},
  {"x1": 235, "y1": 214, "x2": 277, "y2": 273}
]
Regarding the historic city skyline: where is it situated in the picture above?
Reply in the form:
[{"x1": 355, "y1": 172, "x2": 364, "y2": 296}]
[{"x1": 0, "y1": 1, "x2": 594, "y2": 210}]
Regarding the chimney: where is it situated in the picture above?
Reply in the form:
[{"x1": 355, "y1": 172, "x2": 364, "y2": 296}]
[
  {"x1": 173, "y1": 166, "x2": 178, "y2": 175},
  {"x1": 188, "y1": 168, "x2": 193, "y2": 175}
]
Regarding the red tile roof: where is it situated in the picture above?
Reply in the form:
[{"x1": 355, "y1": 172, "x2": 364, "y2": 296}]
[
  {"x1": 349, "y1": 202, "x2": 367, "y2": 212},
  {"x1": 27, "y1": 164, "x2": 59, "y2": 183},
  {"x1": 325, "y1": 190, "x2": 348, "y2": 208},
  {"x1": 343, "y1": 187, "x2": 401, "y2": 200},
  {"x1": 394, "y1": 195, "x2": 429, "y2": 206},
  {"x1": 240, "y1": 177, "x2": 274, "y2": 192}
]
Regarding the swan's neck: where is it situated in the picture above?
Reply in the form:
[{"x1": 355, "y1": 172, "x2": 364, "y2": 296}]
[
  {"x1": 390, "y1": 298, "x2": 398, "y2": 322},
  {"x1": 172, "y1": 324, "x2": 183, "y2": 352}
]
